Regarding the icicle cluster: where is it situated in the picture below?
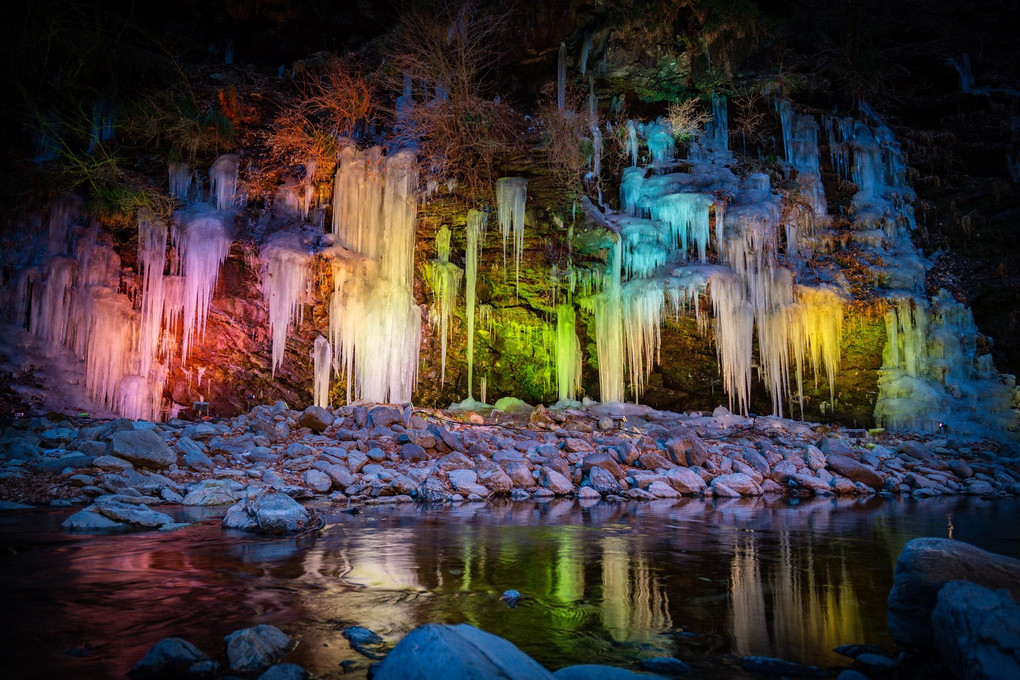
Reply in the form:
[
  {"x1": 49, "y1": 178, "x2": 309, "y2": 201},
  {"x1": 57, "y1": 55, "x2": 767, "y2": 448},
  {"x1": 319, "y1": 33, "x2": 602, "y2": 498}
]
[
  {"x1": 424, "y1": 225, "x2": 463, "y2": 385},
  {"x1": 261, "y1": 231, "x2": 312, "y2": 374},
  {"x1": 496, "y1": 177, "x2": 528, "y2": 293}
]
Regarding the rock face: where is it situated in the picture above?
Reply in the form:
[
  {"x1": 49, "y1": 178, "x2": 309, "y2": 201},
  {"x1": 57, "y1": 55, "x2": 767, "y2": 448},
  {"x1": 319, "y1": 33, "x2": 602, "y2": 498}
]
[
  {"x1": 224, "y1": 625, "x2": 293, "y2": 674},
  {"x1": 372, "y1": 623, "x2": 555, "y2": 680},
  {"x1": 932, "y1": 580, "x2": 1020, "y2": 680},
  {"x1": 888, "y1": 538, "x2": 1020, "y2": 647},
  {"x1": 107, "y1": 430, "x2": 176, "y2": 469},
  {"x1": 222, "y1": 492, "x2": 310, "y2": 535}
]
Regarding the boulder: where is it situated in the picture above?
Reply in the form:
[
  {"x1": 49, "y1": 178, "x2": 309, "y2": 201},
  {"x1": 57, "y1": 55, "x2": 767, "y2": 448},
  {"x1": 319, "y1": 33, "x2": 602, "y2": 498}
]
[
  {"x1": 209, "y1": 434, "x2": 258, "y2": 457},
  {"x1": 802, "y1": 446, "x2": 826, "y2": 471},
  {"x1": 504, "y1": 461, "x2": 536, "y2": 488},
  {"x1": 95, "y1": 500, "x2": 175, "y2": 528},
  {"x1": 638, "y1": 452, "x2": 673, "y2": 471},
  {"x1": 183, "y1": 448, "x2": 214, "y2": 472},
  {"x1": 131, "y1": 637, "x2": 209, "y2": 677},
  {"x1": 107, "y1": 430, "x2": 175, "y2": 469},
  {"x1": 224, "y1": 625, "x2": 293, "y2": 674},
  {"x1": 400, "y1": 443, "x2": 428, "y2": 462},
  {"x1": 818, "y1": 437, "x2": 855, "y2": 458},
  {"x1": 540, "y1": 466, "x2": 574, "y2": 495},
  {"x1": 711, "y1": 473, "x2": 762, "y2": 497},
  {"x1": 932, "y1": 580, "x2": 1020, "y2": 680},
  {"x1": 667, "y1": 435, "x2": 708, "y2": 467},
  {"x1": 184, "y1": 480, "x2": 241, "y2": 506},
  {"x1": 826, "y1": 454, "x2": 884, "y2": 490},
  {"x1": 61, "y1": 506, "x2": 125, "y2": 531},
  {"x1": 477, "y1": 463, "x2": 513, "y2": 493},
  {"x1": 368, "y1": 406, "x2": 405, "y2": 429},
  {"x1": 897, "y1": 440, "x2": 934, "y2": 463},
  {"x1": 647, "y1": 481, "x2": 680, "y2": 499},
  {"x1": 582, "y1": 452, "x2": 625, "y2": 480},
  {"x1": 304, "y1": 469, "x2": 332, "y2": 493},
  {"x1": 587, "y1": 466, "x2": 622, "y2": 496},
  {"x1": 373, "y1": 623, "x2": 554, "y2": 680},
  {"x1": 318, "y1": 463, "x2": 355, "y2": 489},
  {"x1": 664, "y1": 467, "x2": 707, "y2": 494},
  {"x1": 298, "y1": 406, "x2": 333, "y2": 433},
  {"x1": 554, "y1": 666, "x2": 662, "y2": 679},
  {"x1": 223, "y1": 492, "x2": 310, "y2": 535},
  {"x1": 770, "y1": 460, "x2": 799, "y2": 482},
  {"x1": 888, "y1": 538, "x2": 1020, "y2": 647},
  {"x1": 258, "y1": 664, "x2": 309, "y2": 680}
]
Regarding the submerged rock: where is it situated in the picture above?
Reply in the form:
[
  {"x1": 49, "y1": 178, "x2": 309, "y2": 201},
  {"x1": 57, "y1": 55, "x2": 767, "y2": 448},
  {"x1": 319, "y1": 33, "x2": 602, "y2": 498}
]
[
  {"x1": 739, "y1": 656, "x2": 829, "y2": 677},
  {"x1": 553, "y1": 665, "x2": 663, "y2": 679},
  {"x1": 258, "y1": 664, "x2": 309, "y2": 680},
  {"x1": 888, "y1": 538, "x2": 1020, "y2": 647},
  {"x1": 224, "y1": 624, "x2": 293, "y2": 674},
  {"x1": 372, "y1": 623, "x2": 554, "y2": 680},
  {"x1": 130, "y1": 637, "x2": 209, "y2": 677},
  {"x1": 222, "y1": 491, "x2": 310, "y2": 535}
]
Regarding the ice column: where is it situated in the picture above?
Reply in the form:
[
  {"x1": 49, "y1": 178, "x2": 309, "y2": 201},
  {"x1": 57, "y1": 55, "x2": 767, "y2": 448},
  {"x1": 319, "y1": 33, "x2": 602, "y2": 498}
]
[
  {"x1": 496, "y1": 177, "x2": 527, "y2": 294},
  {"x1": 424, "y1": 225, "x2": 463, "y2": 385},
  {"x1": 464, "y1": 209, "x2": 486, "y2": 398},
  {"x1": 313, "y1": 336, "x2": 332, "y2": 408},
  {"x1": 172, "y1": 212, "x2": 232, "y2": 363},
  {"x1": 555, "y1": 303, "x2": 582, "y2": 402},
  {"x1": 209, "y1": 154, "x2": 239, "y2": 211},
  {"x1": 261, "y1": 232, "x2": 312, "y2": 374}
]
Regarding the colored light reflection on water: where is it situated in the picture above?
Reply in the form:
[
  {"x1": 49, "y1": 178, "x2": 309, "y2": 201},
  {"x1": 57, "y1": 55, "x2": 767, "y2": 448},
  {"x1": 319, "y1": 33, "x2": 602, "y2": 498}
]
[{"x1": 1, "y1": 496, "x2": 1017, "y2": 679}]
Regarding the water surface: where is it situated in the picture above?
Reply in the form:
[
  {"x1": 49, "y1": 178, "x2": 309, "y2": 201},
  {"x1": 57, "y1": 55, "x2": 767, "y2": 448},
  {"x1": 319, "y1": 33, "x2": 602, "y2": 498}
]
[{"x1": 1, "y1": 496, "x2": 1017, "y2": 679}]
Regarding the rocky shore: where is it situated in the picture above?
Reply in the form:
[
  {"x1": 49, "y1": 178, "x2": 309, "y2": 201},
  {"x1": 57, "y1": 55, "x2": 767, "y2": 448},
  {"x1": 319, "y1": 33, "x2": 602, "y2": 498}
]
[{"x1": 1, "y1": 402, "x2": 1018, "y2": 533}]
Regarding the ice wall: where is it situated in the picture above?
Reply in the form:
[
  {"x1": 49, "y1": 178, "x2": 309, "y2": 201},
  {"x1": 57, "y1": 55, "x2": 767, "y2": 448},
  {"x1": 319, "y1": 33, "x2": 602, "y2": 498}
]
[
  {"x1": 172, "y1": 211, "x2": 232, "y2": 363},
  {"x1": 328, "y1": 146, "x2": 421, "y2": 404}
]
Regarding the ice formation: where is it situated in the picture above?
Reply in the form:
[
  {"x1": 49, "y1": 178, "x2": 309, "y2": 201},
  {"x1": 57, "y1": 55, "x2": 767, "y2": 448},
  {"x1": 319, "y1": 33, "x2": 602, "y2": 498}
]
[
  {"x1": 313, "y1": 336, "x2": 331, "y2": 408},
  {"x1": 209, "y1": 154, "x2": 239, "y2": 211},
  {"x1": 261, "y1": 231, "x2": 312, "y2": 374},
  {"x1": 169, "y1": 162, "x2": 192, "y2": 200},
  {"x1": 172, "y1": 210, "x2": 233, "y2": 363},
  {"x1": 496, "y1": 177, "x2": 528, "y2": 293},
  {"x1": 557, "y1": 42, "x2": 567, "y2": 111},
  {"x1": 555, "y1": 303, "x2": 582, "y2": 401},
  {"x1": 328, "y1": 145, "x2": 421, "y2": 404},
  {"x1": 424, "y1": 225, "x2": 463, "y2": 385},
  {"x1": 464, "y1": 209, "x2": 487, "y2": 399}
]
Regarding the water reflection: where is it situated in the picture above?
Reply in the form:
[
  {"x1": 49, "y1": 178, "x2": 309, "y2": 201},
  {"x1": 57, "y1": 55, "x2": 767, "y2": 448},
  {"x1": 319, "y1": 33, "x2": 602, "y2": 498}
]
[{"x1": 1, "y1": 497, "x2": 1017, "y2": 679}]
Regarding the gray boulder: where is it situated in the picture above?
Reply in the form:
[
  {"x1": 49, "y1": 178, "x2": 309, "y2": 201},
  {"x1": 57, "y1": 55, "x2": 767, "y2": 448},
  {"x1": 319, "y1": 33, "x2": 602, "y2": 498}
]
[
  {"x1": 373, "y1": 623, "x2": 554, "y2": 680},
  {"x1": 95, "y1": 500, "x2": 175, "y2": 528},
  {"x1": 711, "y1": 473, "x2": 762, "y2": 497},
  {"x1": 184, "y1": 480, "x2": 241, "y2": 506},
  {"x1": 587, "y1": 466, "x2": 622, "y2": 496},
  {"x1": 225, "y1": 624, "x2": 293, "y2": 674},
  {"x1": 131, "y1": 637, "x2": 209, "y2": 676},
  {"x1": 107, "y1": 430, "x2": 175, "y2": 469},
  {"x1": 258, "y1": 664, "x2": 309, "y2": 680},
  {"x1": 932, "y1": 580, "x2": 1020, "y2": 680},
  {"x1": 298, "y1": 406, "x2": 333, "y2": 433},
  {"x1": 61, "y1": 506, "x2": 126, "y2": 531},
  {"x1": 303, "y1": 469, "x2": 332, "y2": 493},
  {"x1": 826, "y1": 454, "x2": 884, "y2": 490},
  {"x1": 540, "y1": 466, "x2": 574, "y2": 495},
  {"x1": 183, "y1": 448, "x2": 214, "y2": 472},
  {"x1": 223, "y1": 492, "x2": 310, "y2": 535},
  {"x1": 888, "y1": 538, "x2": 1020, "y2": 647}
]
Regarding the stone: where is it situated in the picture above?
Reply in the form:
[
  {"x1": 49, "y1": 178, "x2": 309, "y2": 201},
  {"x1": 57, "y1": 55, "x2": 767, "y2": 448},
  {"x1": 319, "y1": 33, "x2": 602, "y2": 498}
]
[
  {"x1": 803, "y1": 446, "x2": 826, "y2": 471},
  {"x1": 504, "y1": 461, "x2": 535, "y2": 488},
  {"x1": 417, "y1": 477, "x2": 449, "y2": 503},
  {"x1": 304, "y1": 469, "x2": 332, "y2": 493},
  {"x1": 223, "y1": 492, "x2": 310, "y2": 535},
  {"x1": 209, "y1": 434, "x2": 258, "y2": 457},
  {"x1": 258, "y1": 664, "x2": 309, "y2": 680},
  {"x1": 932, "y1": 580, "x2": 1020, "y2": 680},
  {"x1": 131, "y1": 637, "x2": 209, "y2": 677},
  {"x1": 818, "y1": 436, "x2": 854, "y2": 458},
  {"x1": 401, "y1": 443, "x2": 428, "y2": 462},
  {"x1": 107, "y1": 430, "x2": 175, "y2": 469},
  {"x1": 224, "y1": 624, "x2": 293, "y2": 674},
  {"x1": 373, "y1": 623, "x2": 554, "y2": 680},
  {"x1": 183, "y1": 449, "x2": 214, "y2": 472},
  {"x1": 826, "y1": 454, "x2": 884, "y2": 490},
  {"x1": 93, "y1": 455, "x2": 134, "y2": 471},
  {"x1": 711, "y1": 473, "x2": 762, "y2": 497},
  {"x1": 888, "y1": 537, "x2": 1020, "y2": 647},
  {"x1": 638, "y1": 452, "x2": 673, "y2": 471},
  {"x1": 741, "y1": 447, "x2": 770, "y2": 476},
  {"x1": 318, "y1": 463, "x2": 355, "y2": 489},
  {"x1": 582, "y1": 452, "x2": 625, "y2": 480},
  {"x1": 95, "y1": 500, "x2": 175, "y2": 528},
  {"x1": 641, "y1": 656, "x2": 691, "y2": 674},
  {"x1": 61, "y1": 506, "x2": 125, "y2": 531},
  {"x1": 665, "y1": 467, "x2": 707, "y2": 494},
  {"x1": 347, "y1": 450, "x2": 368, "y2": 473},
  {"x1": 667, "y1": 435, "x2": 708, "y2": 467},
  {"x1": 770, "y1": 459, "x2": 799, "y2": 482},
  {"x1": 587, "y1": 466, "x2": 622, "y2": 496},
  {"x1": 448, "y1": 468, "x2": 478, "y2": 488},
  {"x1": 965, "y1": 480, "x2": 996, "y2": 495},
  {"x1": 184, "y1": 480, "x2": 240, "y2": 506},
  {"x1": 284, "y1": 442, "x2": 316, "y2": 459},
  {"x1": 647, "y1": 481, "x2": 680, "y2": 499},
  {"x1": 897, "y1": 439, "x2": 934, "y2": 463},
  {"x1": 852, "y1": 653, "x2": 897, "y2": 675},
  {"x1": 578, "y1": 486, "x2": 601, "y2": 499},
  {"x1": 949, "y1": 459, "x2": 974, "y2": 479},
  {"x1": 298, "y1": 406, "x2": 333, "y2": 433},
  {"x1": 436, "y1": 451, "x2": 473, "y2": 472},
  {"x1": 477, "y1": 463, "x2": 513, "y2": 493},
  {"x1": 368, "y1": 406, "x2": 405, "y2": 429},
  {"x1": 540, "y1": 466, "x2": 574, "y2": 495}
]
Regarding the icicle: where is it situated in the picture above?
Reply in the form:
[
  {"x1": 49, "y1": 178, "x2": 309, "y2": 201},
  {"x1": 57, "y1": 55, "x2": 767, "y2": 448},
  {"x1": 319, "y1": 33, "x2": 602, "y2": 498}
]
[
  {"x1": 464, "y1": 209, "x2": 486, "y2": 399},
  {"x1": 209, "y1": 154, "x2": 239, "y2": 211},
  {"x1": 626, "y1": 120, "x2": 639, "y2": 167},
  {"x1": 172, "y1": 211, "x2": 232, "y2": 363},
  {"x1": 589, "y1": 237, "x2": 625, "y2": 402},
  {"x1": 424, "y1": 225, "x2": 463, "y2": 385},
  {"x1": 313, "y1": 336, "x2": 331, "y2": 408},
  {"x1": 496, "y1": 177, "x2": 527, "y2": 294},
  {"x1": 648, "y1": 193, "x2": 714, "y2": 262},
  {"x1": 136, "y1": 213, "x2": 168, "y2": 409},
  {"x1": 328, "y1": 146, "x2": 421, "y2": 404},
  {"x1": 169, "y1": 162, "x2": 192, "y2": 200},
  {"x1": 557, "y1": 42, "x2": 567, "y2": 111},
  {"x1": 555, "y1": 303, "x2": 582, "y2": 401},
  {"x1": 261, "y1": 232, "x2": 311, "y2": 375},
  {"x1": 579, "y1": 32, "x2": 592, "y2": 76},
  {"x1": 710, "y1": 92, "x2": 728, "y2": 152}
]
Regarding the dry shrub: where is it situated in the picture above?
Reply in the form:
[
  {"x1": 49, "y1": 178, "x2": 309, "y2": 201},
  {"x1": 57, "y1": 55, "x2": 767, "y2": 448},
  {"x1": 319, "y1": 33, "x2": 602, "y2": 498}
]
[
  {"x1": 731, "y1": 90, "x2": 771, "y2": 152},
  {"x1": 666, "y1": 98, "x2": 712, "y2": 141},
  {"x1": 387, "y1": 0, "x2": 525, "y2": 202},
  {"x1": 537, "y1": 82, "x2": 594, "y2": 190}
]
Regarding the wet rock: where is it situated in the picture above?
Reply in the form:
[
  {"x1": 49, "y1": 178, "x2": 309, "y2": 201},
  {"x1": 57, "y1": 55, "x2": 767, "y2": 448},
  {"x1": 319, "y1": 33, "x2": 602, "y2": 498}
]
[
  {"x1": 948, "y1": 459, "x2": 974, "y2": 479},
  {"x1": 818, "y1": 437, "x2": 854, "y2": 458},
  {"x1": 183, "y1": 448, "x2": 214, "y2": 472},
  {"x1": 739, "y1": 656, "x2": 828, "y2": 677},
  {"x1": 131, "y1": 637, "x2": 209, "y2": 677},
  {"x1": 826, "y1": 454, "x2": 885, "y2": 490},
  {"x1": 417, "y1": 477, "x2": 449, "y2": 503},
  {"x1": 304, "y1": 469, "x2": 331, "y2": 493},
  {"x1": 500, "y1": 590, "x2": 522, "y2": 607},
  {"x1": 477, "y1": 461, "x2": 513, "y2": 493},
  {"x1": 316, "y1": 462, "x2": 355, "y2": 489},
  {"x1": 258, "y1": 664, "x2": 309, "y2": 680},
  {"x1": 852, "y1": 653, "x2": 897, "y2": 675},
  {"x1": 770, "y1": 460, "x2": 799, "y2": 482},
  {"x1": 107, "y1": 430, "x2": 175, "y2": 470},
  {"x1": 711, "y1": 473, "x2": 762, "y2": 497},
  {"x1": 184, "y1": 480, "x2": 241, "y2": 506},
  {"x1": 448, "y1": 469, "x2": 489, "y2": 497},
  {"x1": 836, "y1": 672, "x2": 868, "y2": 680},
  {"x1": 61, "y1": 506, "x2": 126, "y2": 531},
  {"x1": 284, "y1": 442, "x2": 316, "y2": 459},
  {"x1": 95, "y1": 499, "x2": 173, "y2": 526},
  {"x1": 641, "y1": 656, "x2": 691, "y2": 674},
  {"x1": 373, "y1": 623, "x2": 554, "y2": 680},
  {"x1": 587, "y1": 466, "x2": 622, "y2": 496},
  {"x1": 224, "y1": 624, "x2": 293, "y2": 674},
  {"x1": 368, "y1": 406, "x2": 405, "y2": 429},
  {"x1": 888, "y1": 537, "x2": 1020, "y2": 647},
  {"x1": 965, "y1": 480, "x2": 995, "y2": 495},
  {"x1": 647, "y1": 481, "x2": 680, "y2": 498},
  {"x1": 833, "y1": 644, "x2": 893, "y2": 660},
  {"x1": 222, "y1": 491, "x2": 310, "y2": 535},
  {"x1": 540, "y1": 466, "x2": 574, "y2": 495},
  {"x1": 298, "y1": 406, "x2": 333, "y2": 433},
  {"x1": 665, "y1": 467, "x2": 707, "y2": 494},
  {"x1": 932, "y1": 580, "x2": 1020, "y2": 680}
]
